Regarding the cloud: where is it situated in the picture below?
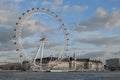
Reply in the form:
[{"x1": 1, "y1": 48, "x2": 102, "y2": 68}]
[
  {"x1": 0, "y1": 26, "x2": 15, "y2": 51},
  {"x1": 70, "y1": 7, "x2": 120, "y2": 56},
  {"x1": 95, "y1": 7, "x2": 107, "y2": 18},
  {"x1": 51, "y1": 5, "x2": 59, "y2": 10},
  {"x1": 63, "y1": 5, "x2": 69, "y2": 11},
  {"x1": 0, "y1": 26, "x2": 13, "y2": 43},
  {"x1": 21, "y1": 18, "x2": 54, "y2": 38},
  {"x1": 74, "y1": 35, "x2": 120, "y2": 46},
  {"x1": 54, "y1": 0, "x2": 63, "y2": 5},
  {"x1": 0, "y1": 10, "x2": 18, "y2": 26},
  {"x1": 0, "y1": 4, "x2": 19, "y2": 10},
  {"x1": 78, "y1": 51, "x2": 105, "y2": 58},
  {"x1": 106, "y1": 11, "x2": 120, "y2": 29},
  {"x1": 0, "y1": 14, "x2": 16, "y2": 51},
  {"x1": 72, "y1": 7, "x2": 120, "y2": 32},
  {"x1": 41, "y1": 0, "x2": 62, "y2": 10},
  {"x1": 41, "y1": 0, "x2": 88, "y2": 12},
  {"x1": 0, "y1": 41, "x2": 15, "y2": 51},
  {"x1": 61, "y1": 5, "x2": 88, "y2": 19},
  {"x1": 11, "y1": 0, "x2": 23, "y2": 3},
  {"x1": 21, "y1": 41, "x2": 39, "y2": 49},
  {"x1": 45, "y1": 42, "x2": 62, "y2": 49},
  {"x1": 41, "y1": 0, "x2": 63, "y2": 6},
  {"x1": 0, "y1": 2, "x2": 19, "y2": 52},
  {"x1": 72, "y1": 32, "x2": 120, "y2": 60},
  {"x1": 63, "y1": 5, "x2": 88, "y2": 12},
  {"x1": 20, "y1": 39, "x2": 63, "y2": 50},
  {"x1": 114, "y1": 51, "x2": 120, "y2": 56},
  {"x1": 0, "y1": 51, "x2": 20, "y2": 62},
  {"x1": 78, "y1": 50, "x2": 120, "y2": 61},
  {"x1": 31, "y1": 1, "x2": 39, "y2": 6},
  {"x1": 41, "y1": 1, "x2": 51, "y2": 6},
  {"x1": 0, "y1": 0, "x2": 23, "y2": 3}
]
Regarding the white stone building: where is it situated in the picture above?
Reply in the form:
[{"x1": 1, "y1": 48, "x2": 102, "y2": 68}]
[{"x1": 47, "y1": 57, "x2": 104, "y2": 71}]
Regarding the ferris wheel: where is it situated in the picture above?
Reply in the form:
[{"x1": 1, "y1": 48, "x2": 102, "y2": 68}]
[{"x1": 13, "y1": 8, "x2": 69, "y2": 70}]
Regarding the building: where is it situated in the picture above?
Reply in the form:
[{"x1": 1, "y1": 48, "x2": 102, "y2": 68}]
[
  {"x1": 0, "y1": 56, "x2": 104, "y2": 71},
  {"x1": 0, "y1": 62, "x2": 21, "y2": 70},
  {"x1": 48, "y1": 57, "x2": 104, "y2": 71},
  {"x1": 106, "y1": 58, "x2": 120, "y2": 71}
]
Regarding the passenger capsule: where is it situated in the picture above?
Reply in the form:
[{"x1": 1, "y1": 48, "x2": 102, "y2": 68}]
[
  {"x1": 59, "y1": 19, "x2": 61, "y2": 21},
  {"x1": 32, "y1": 8, "x2": 34, "y2": 10},
  {"x1": 52, "y1": 12, "x2": 54, "y2": 14},
  {"x1": 22, "y1": 13, "x2": 25, "y2": 15},
  {"x1": 20, "y1": 55, "x2": 22, "y2": 57},
  {"x1": 16, "y1": 23, "x2": 18, "y2": 25},
  {"x1": 27, "y1": 10, "x2": 30, "y2": 12},
  {"x1": 13, "y1": 35, "x2": 16, "y2": 38},
  {"x1": 14, "y1": 42, "x2": 17, "y2": 44},
  {"x1": 16, "y1": 49, "x2": 19, "y2": 51},
  {"x1": 64, "y1": 28, "x2": 67, "y2": 30},
  {"x1": 19, "y1": 17, "x2": 21, "y2": 20},
  {"x1": 66, "y1": 33, "x2": 68, "y2": 35},
  {"x1": 14, "y1": 29, "x2": 16, "y2": 31}
]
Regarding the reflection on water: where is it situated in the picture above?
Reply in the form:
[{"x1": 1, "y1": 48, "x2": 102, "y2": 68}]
[{"x1": 0, "y1": 71, "x2": 120, "y2": 80}]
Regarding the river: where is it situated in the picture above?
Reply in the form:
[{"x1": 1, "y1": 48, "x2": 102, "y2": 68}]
[{"x1": 0, "y1": 71, "x2": 120, "y2": 80}]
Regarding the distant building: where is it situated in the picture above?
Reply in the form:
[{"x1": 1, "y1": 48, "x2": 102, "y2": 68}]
[
  {"x1": 106, "y1": 58, "x2": 120, "y2": 71},
  {"x1": 0, "y1": 62, "x2": 8, "y2": 65},
  {"x1": 47, "y1": 56, "x2": 104, "y2": 71},
  {"x1": 0, "y1": 56, "x2": 104, "y2": 71},
  {"x1": 0, "y1": 62, "x2": 21, "y2": 70},
  {"x1": 76, "y1": 58, "x2": 104, "y2": 71}
]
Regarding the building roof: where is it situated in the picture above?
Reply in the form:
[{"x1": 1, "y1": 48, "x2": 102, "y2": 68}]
[{"x1": 33, "y1": 57, "x2": 103, "y2": 63}]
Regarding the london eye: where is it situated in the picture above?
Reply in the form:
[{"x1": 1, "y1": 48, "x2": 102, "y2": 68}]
[{"x1": 13, "y1": 8, "x2": 69, "y2": 71}]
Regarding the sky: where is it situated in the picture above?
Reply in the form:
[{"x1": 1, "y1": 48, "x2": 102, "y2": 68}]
[{"x1": 0, "y1": 0, "x2": 120, "y2": 63}]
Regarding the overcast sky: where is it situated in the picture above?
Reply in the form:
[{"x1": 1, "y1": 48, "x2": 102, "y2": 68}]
[{"x1": 0, "y1": 0, "x2": 120, "y2": 62}]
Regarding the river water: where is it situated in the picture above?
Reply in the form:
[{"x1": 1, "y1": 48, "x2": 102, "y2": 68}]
[{"x1": 0, "y1": 71, "x2": 120, "y2": 80}]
